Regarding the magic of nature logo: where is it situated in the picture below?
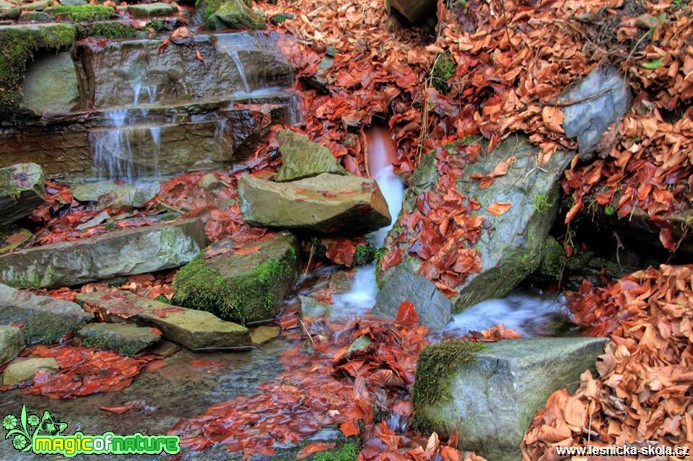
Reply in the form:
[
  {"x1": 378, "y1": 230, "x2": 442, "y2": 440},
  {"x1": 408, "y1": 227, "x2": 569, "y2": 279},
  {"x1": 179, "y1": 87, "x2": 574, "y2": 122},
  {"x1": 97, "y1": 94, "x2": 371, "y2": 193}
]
[{"x1": 3, "y1": 405, "x2": 180, "y2": 457}]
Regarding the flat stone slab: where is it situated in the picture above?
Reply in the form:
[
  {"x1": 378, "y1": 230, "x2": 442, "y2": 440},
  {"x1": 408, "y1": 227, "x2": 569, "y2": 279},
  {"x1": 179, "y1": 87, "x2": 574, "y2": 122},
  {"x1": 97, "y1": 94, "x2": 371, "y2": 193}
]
[
  {"x1": 0, "y1": 163, "x2": 44, "y2": 228},
  {"x1": 0, "y1": 283, "x2": 91, "y2": 344},
  {"x1": 76, "y1": 290, "x2": 252, "y2": 351},
  {"x1": 373, "y1": 266, "x2": 452, "y2": 331},
  {"x1": 78, "y1": 323, "x2": 161, "y2": 356},
  {"x1": 250, "y1": 325, "x2": 280, "y2": 345},
  {"x1": 172, "y1": 232, "x2": 300, "y2": 324},
  {"x1": 274, "y1": 129, "x2": 347, "y2": 182},
  {"x1": 239, "y1": 173, "x2": 391, "y2": 235},
  {"x1": 0, "y1": 325, "x2": 24, "y2": 365},
  {"x1": 3, "y1": 357, "x2": 58, "y2": 386},
  {"x1": 413, "y1": 337, "x2": 608, "y2": 461},
  {"x1": 128, "y1": 2, "x2": 177, "y2": 17},
  {"x1": 0, "y1": 218, "x2": 207, "y2": 289}
]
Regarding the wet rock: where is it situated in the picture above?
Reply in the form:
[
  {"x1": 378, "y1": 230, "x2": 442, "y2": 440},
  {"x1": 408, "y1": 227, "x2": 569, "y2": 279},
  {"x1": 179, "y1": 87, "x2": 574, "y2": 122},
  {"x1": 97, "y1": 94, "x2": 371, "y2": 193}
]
[
  {"x1": 0, "y1": 326, "x2": 24, "y2": 365},
  {"x1": 197, "y1": 173, "x2": 228, "y2": 191},
  {"x1": 2, "y1": 357, "x2": 58, "y2": 386},
  {"x1": 207, "y1": 0, "x2": 264, "y2": 30},
  {"x1": 388, "y1": 0, "x2": 436, "y2": 23},
  {"x1": 299, "y1": 295, "x2": 330, "y2": 318},
  {"x1": 239, "y1": 173, "x2": 391, "y2": 235},
  {"x1": 76, "y1": 290, "x2": 251, "y2": 351},
  {"x1": 378, "y1": 135, "x2": 571, "y2": 315},
  {"x1": 128, "y1": 2, "x2": 177, "y2": 17},
  {"x1": 561, "y1": 66, "x2": 631, "y2": 159},
  {"x1": 78, "y1": 323, "x2": 162, "y2": 355},
  {"x1": 72, "y1": 180, "x2": 160, "y2": 209},
  {"x1": 0, "y1": 284, "x2": 91, "y2": 344},
  {"x1": 0, "y1": 163, "x2": 44, "y2": 227},
  {"x1": 250, "y1": 325, "x2": 280, "y2": 345},
  {"x1": 373, "y1": 266, "x2": 452, "y2": 331},
  {"x1": 413, "y1": 337, "x2": 608, "y2": 461},
  {"x1": 19, "y1": 10, "x2": 53, "y2": 21},
  {"x1": 274, "y1": 129, "x2": 347, "y2": 182},
  {"x1": 0, "y1": 219, "x2": 206, "y2": 288},
  {"x1": 0, "y1": 227, "x2": 32, "y2": 254},
  {"x1": 172, "y1": 232, "x2": 300, "y2": 324}
]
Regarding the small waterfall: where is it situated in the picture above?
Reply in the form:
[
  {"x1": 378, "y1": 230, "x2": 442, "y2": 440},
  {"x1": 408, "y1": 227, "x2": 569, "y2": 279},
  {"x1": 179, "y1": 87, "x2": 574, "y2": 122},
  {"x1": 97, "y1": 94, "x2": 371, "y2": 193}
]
[
  {"x1": 213, "y1": 116, "x2": 229, "y2": 156},
  {"x1": 332, "y1": 128, "x2": 404, "y2": 316},
  {"x1": 228, "y1": 49, "x2": 251, "y2": 94}
]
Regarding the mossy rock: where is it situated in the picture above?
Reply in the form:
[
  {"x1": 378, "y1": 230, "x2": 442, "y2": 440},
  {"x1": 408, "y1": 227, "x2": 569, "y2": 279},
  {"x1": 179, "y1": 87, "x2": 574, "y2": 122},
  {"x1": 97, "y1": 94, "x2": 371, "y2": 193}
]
[
  {"x1": 78, "y1": 323, "x2": 161, "y2": 356},
  {"x1": 0, "y1": 23, "x2": 76, "y2": 116},
  {"x1": 172, "y1": 232, "x2": 300, "y2": 324},
  {"x1": 535, "y1": 235, "x2": 564, "y2": 279},
  {"x1": 128, "y1": 3, "x2": 177, "y2": 18},
  {"x1": 430, "y1": 51, "x2": 457, "y2": 94},
  {"x1": 76, "y1": 21, "x2": 138, "y2": 39},
  {"x1": 46, "y1": 5, "x2": 115, "y2": 21},
  {"x1": 206, "y1": 0, "x2": 264, "y2": 30}
]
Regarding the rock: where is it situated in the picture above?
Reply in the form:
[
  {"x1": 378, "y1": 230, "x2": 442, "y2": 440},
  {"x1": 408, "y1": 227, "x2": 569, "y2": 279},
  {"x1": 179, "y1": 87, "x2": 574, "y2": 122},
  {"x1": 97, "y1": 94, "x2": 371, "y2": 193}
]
[
  {"x1": 172, "y1": 232, "x2": 300, "y2": 324},
  {"x1": 78, "y1": 323, "x2": 161, "y2": 355},
  {"x1": 0, "y1": 326, "x2": 24, "y2": 365},
  {"x1": 239, "y1": 173, "x2": 391, "y2": 235},
  {"x1": 207, "y1": 0, "x2": 265, "y2": 30},
  {"x1": 60, "y1": 0, "x2": 87, "y2": 5},
  {"x1": 388, "y1": 0, "x2": 436, "y2": 23},
  {"x1": 0, "y1": 2, "x2": 20, "y2": 19},
  {"x1": 250, "y1": 325, "x2": 280, "y2": 345},
  {"x1": 148, "y1": 340, "x2": 180, "y2": 357},
  {"x1": 72, "y1": 180, "x2": 160, "y2": 209},
  {"x1": 0, "y1": 227, "x2": 32, "y2": 254},
  {"x1": 274, "y1": 129, "x2": 347, "y2": 182},
  {"x1": 299, "y1": 295, "x2": 330, "y2": 318},
  {"x1": 0, "y1": 284, "x2": 92, "y2": 344},
  {"x1": 378, "y1": 135, "x2": 571, "y2": 316},
  {"x1": 76, "y1": 290, "x2": 252, "y2": 351},
  {"x1": 0, "y1": 219, "x2": 207, "y2": 289},
  {"x1": 197, "y1": 173, "x2": 228, "y2": 191},
  {"x1": 19, "y1": 0, "x2": 50, "y2": 11},
  {"x1": 18, "y1": 10, "x2": 53, "y2": 21},
  {"x1": 2, "y1": 357, "x2": 58, "y2": 386},
  {"x1": 0, "y1": 163, "x2": 44, "y2": 227},
  {"x1": 413, "y1": 337, "x2": 608, "y2": 461},
  {"x1": 561, "y1": 66, "x2": 631, "y2": 159},
  {"x1": 128, "y1": 2, "x2": 177, "y2": 17},
  {"x1": 373, "y1": 266, "x2": 452, "y2": 331}
]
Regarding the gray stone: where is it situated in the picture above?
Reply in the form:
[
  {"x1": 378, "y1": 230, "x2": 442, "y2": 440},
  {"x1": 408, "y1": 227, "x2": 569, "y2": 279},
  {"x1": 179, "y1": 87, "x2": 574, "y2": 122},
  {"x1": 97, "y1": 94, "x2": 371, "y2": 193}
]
[
  {"x1": 299, "y1": 295, "x2": 330, "y2": 318},
  {"x1": 172, "y1": 232, "x2": 300, "y2": 324},
  {"x1": 561, "y1": 66, "x2": 631, "y2": 159},
  {"x1": 59, "y1": 0, "x2": 87, "y2": 5},
  {"x1": 0, "y1": 326, "x2": 24, "y2": 365},
  {"x1": 0, "y1": 219, "x2": 207, "y2": 289},
  {"x1": 72, "y1": 181, "x2": 160, "y2": 209},
  {"x1": 197, "y1": 173, "x2": 228, "y2": 191},
  {"x1": 78, "y1": 323, "x2": 162, "y2": 355},
  {"x1": 3, "y1": 357, "x2": 58, "y2": 385},
  {"x1": 250, "y1": 325, "x2": 280, "y2": 345},
  {"x1": 274, "y1": 129, "x2": 347, "y2": 182},
  {"x1": 414, "y1": 337, "x2": 609, "y2": 461},
  {"x1": 18, "y1": 11, "x2": 53, "y2": 21},
  {"x1": 378, "y1": 135, "x2": 571, "y2": 315},
  {"x1": 0, "y1": 284, "x2": 91, "y2": 344},
  {"x1": 76, "y1": 290, "x2": 251, "y2": 351},
  {"x1": 239, "y1": 173, "x2": 391, "y2": 235},
  {"x1": 128, "y1": 2, "x2": 177, "y2": 17},
  {"x1": 373, "y1": 266, "x2": 452, "y2": 331},
  {"x1": 21, "y1": 52, "x2": 80, "y2": 115},
  {"x1": 0, "y1": 163, "x2": 44, "y2": 228}
]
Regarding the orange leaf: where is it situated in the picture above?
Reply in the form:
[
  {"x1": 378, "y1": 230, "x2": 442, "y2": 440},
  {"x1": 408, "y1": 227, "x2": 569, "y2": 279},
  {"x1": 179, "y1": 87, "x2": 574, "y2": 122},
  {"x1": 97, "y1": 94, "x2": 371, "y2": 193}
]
[
  {"x1": 296, "y1": 442, "x2": 336, "y2": 460},
  {"x1": 395, "y1": 300, "x2": 419, "y2": 326},
  {"x1": 487, "y1": 202, "x2": 512, "y2": 216},
  {"x1": 340, "y1": 419, "x2": 360, "y2": 437}
]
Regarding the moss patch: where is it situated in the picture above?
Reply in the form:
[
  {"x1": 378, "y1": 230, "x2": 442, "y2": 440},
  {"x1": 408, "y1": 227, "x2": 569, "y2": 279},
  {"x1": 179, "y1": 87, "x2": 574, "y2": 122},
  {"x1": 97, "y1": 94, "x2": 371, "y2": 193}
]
[
  {"x1": 0, "y1": 23, "x2": 76, "y2": 116},
  {"x1": 412, "y1": 339, "x2": 484, "y2": 431},
  {"x1": 47, "y1": 5, "x2": 115, "y2": 21},
  {"x1": 430, "y1": 51, "x2": 457, "y2": 94},
  {"x1": 536, "y1": 235, "x2": 564, "y2": 279},
  {"x1": 172, "y1": 234, "x2": 299, "y2": 324},
  {"x1": 20, "y1": 311, "x2": 77, "y2": 344},
  {"x1": 76, "y1": 22, "x2": 138, "y2": 40},
  {"x1": 312, "y1": 438, "x2": 360, "y2": 461}
]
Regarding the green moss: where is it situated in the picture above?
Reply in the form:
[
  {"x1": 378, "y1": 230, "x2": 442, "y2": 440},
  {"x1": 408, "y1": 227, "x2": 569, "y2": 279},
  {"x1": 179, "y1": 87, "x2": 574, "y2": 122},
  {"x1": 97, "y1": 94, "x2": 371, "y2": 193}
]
[
  {"x1": 312, "y1": 439, "x2": 360, "y2": 461},
  {"x1": 205, "y1": 0, "x2": 264, "y2": 29},
  {"x1": 81, "y1": 335, "x2": 141, "y2": 356},
  {"x1": 412, "y1": 340, "x2": 484, "y2": 430},
  {"x1": 353, "y1": 244, "x2": 375, "y2": 267},
  {"x1": 532, "y1": 193, "x2": 551, "y2": 214},
  {"x1": 76, "y1": 22, "x2": 139, "y2": 40},
  {"x1": 47, "y1": 5, "x2": 115, "y2": 22},
  {"x1": 0, "y1": 23, "x2": 76, "y2": 116},
  {"x1": 200, "y1": 0, "x2": 251, "y2": 20},
  {"x1": 536, "y1": 236, "x2": 564, "y2": 279},
  {"x1": 430, "y1": 51, "x2": 457, "y2": 94},
  {"x1": 20, "y1": 312, "x2": 76, "y2": 344}
]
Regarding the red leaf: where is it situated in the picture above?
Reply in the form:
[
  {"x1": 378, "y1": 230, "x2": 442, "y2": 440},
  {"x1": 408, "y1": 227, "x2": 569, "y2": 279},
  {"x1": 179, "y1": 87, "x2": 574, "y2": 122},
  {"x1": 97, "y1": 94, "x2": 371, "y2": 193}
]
[{"x1": 395, "y1": 300, "x2": 419, "y2": 326}]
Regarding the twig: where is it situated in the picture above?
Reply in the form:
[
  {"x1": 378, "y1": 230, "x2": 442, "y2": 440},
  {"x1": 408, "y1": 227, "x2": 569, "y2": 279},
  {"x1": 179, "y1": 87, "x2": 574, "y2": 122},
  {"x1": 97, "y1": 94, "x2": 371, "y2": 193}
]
[
  {"x1": 298, "y1": 318, "x2": 315, "y2": 348},
  {"x1": 543, "y1": 88, "x2": 611, "y2": 107}
]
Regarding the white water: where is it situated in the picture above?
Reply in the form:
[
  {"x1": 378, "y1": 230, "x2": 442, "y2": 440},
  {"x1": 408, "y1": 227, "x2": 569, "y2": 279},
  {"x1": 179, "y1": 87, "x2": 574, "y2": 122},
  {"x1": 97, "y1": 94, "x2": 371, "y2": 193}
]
[
  {"x1": 228, "y1": 49, "x2": 252, "y2": 94},
  {"x1": 444, "y1": 292, "x2": 573, "y2": 337},
  {"x1": 331, "y1": 130, "x2": 404, "y2": 317}
]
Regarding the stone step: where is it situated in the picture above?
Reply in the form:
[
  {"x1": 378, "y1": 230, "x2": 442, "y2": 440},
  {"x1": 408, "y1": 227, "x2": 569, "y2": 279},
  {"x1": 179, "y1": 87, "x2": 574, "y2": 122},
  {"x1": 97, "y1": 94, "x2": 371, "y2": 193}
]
[
  {"x1": 0, "y1": 219, "x2": 207, "y2": 288},
  {"x1": 78, "y1": 323, "x2": 162, "y2": 356},
  {"x1": 76, "y1": 290, "x2": 251, "y2": 351}
]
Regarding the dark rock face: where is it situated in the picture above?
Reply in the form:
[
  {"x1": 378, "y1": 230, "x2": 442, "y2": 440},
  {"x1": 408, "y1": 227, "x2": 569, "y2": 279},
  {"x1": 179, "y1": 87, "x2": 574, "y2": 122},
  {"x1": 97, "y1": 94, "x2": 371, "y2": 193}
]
[
  {"x1": 0, "y1": 163, "x2": 44, "y2": 227},
  {"x1": 0, "y1": 219, "x2": 207, "y2": 288}
]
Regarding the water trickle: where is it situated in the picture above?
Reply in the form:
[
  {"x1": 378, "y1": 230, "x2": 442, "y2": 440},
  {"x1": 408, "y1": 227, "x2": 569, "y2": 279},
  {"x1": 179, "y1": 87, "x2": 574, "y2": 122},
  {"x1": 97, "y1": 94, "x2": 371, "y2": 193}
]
[
  {"x1": 332, "y1": 128, "x2": 404, "y2": 317},
  {"x1": 213, "y1": 116, "x2": 229, "y2": 156},
  {"x1": 228, "y1": 49, "x2": 252, "y2": 94}
]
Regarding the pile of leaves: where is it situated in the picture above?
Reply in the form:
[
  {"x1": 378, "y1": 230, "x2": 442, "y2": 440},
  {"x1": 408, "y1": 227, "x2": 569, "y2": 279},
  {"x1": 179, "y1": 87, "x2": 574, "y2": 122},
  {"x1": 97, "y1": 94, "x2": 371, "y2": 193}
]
[
  {"x1": 20, "y1": 345, "x2": 161, "y2": 400},
  {"x1": 522, "y1": 264, "x2": 693, "y2": 459},
  {"x1": 170, "y1": 303, "x2": 487, "y2": 460}
]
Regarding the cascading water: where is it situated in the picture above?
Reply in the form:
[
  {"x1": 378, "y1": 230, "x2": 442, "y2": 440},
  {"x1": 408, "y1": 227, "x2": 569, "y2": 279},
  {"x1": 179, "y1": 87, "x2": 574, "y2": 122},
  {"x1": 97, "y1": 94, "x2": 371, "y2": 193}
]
[
  {"x1": 228, "y1": 49, "x2": 252, "y2": 94},
  {"x1": 332, "y1": 128, "x2": 404, "y2": 316}
]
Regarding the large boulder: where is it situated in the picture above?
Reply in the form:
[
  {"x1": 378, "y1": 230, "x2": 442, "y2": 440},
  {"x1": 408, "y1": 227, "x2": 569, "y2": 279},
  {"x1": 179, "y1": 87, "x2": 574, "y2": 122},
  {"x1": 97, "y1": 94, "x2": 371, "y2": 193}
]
[
  {"x1": 0, "y1": 163, "x2": 44, "y2": 227},
  {"x1": 0, "y1": 283, "x2": 91, "y2": 344},
  {"x1": 377, "y1": 135, "x2": 571, "y2": 320},
  {"x1": 21, "y1": 51, "x2": 79, "y2": 115},
  {"x1": 0, "y1": 219, "x2": 207, "y2": 288},
  {"x1": 274, "y1": 129, "x2": 347, "y2": 182},
  {"x1": 413, "y1": 337, "x2": 608, "y2": 461},
  {"x1": 207, "y1": 0, "x2": 264, "y2": 30},
  {"x1": 0, "y1": 325, "x2": 24, "y2": 365},
  {"x1": 239, "y1": 173, "x2": 391, "y2": 235},
  {"x1": 172, "y1": 232, "x2": 300, "y2": 324},
  {"x1": 76, "y1": 290, "x2": 251, "y2": 351}
]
